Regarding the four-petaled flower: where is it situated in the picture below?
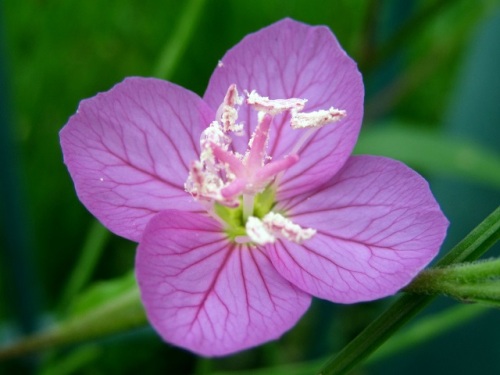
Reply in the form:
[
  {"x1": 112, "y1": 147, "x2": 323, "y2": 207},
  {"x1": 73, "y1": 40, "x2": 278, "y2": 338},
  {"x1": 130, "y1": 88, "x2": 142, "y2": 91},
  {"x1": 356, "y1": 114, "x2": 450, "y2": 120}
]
[{"x1": 60, "y1": 19, "x2": 448, "y2": 356}]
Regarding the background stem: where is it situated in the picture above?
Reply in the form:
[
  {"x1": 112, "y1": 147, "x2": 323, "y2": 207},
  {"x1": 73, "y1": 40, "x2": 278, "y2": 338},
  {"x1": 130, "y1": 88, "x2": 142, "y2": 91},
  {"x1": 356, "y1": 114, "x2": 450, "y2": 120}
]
[{"x1": 317, "y1": 205, "x2": 500, "y2": 375}]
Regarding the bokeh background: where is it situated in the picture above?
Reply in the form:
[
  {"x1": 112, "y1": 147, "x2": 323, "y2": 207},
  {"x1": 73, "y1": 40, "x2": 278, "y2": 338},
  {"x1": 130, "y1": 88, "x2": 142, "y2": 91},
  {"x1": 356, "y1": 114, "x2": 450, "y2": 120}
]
[{"x1": 1, "y1": 0, "x2": 499, "y2": 374}]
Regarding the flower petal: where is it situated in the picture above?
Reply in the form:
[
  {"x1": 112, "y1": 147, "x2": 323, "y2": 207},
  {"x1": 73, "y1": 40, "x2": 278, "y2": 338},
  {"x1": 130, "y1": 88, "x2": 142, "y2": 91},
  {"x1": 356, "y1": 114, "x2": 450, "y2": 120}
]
[
  {"x1": 204, "y1": 18, "x2": 364, "y2": 197},
  {"x1": 135, "y1": 210, "x2": 311, "y2": 356},
  {"x1": 267, "y1": 156, "x2": 449, "y2": 303},
  {"x1": 60, "y1": 78, "x2": 214, "y2": 241}
]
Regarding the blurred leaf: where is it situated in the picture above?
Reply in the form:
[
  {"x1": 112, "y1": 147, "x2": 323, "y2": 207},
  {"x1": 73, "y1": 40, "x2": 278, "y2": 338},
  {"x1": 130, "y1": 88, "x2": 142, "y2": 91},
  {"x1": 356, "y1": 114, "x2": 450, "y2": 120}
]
[
  {"x1": 39, "y1": 345, "x2": 101, "y2": 375},
  {"x1": 67, "y1": 271, "x2": 136, "y2": 318},
  {"x1": 58, "y1": 221, "x2": 110, "y2": 313},
  {"x1": 0, "y1": 282, "x2": 145, "y2": 362},
  {"x1": 355, "y1": 123, "x2": 500, "y2": 189}
]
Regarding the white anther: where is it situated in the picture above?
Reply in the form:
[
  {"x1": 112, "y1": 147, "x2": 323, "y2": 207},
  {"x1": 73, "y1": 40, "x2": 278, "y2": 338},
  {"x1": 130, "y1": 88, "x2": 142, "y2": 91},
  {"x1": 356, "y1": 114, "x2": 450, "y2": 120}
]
[
  {"x1": 185, "y1": 124, "x2": 239, "y2": 206},
  {"x1": 201, "y1": 121, "x2": 231, "y2": 150},
  {"x1": 185, "y1": 160, "x2": 239, "y2": 207},
  {"x1": 245, "y1": 212, "x2": 316, "y2": 245},
  {"x1": 246, "y1": 216, "x2": 276, "y2": 245},
  {"x1": 262, "y1": 212, "x2": 316, "y2": 243},
  {"x1": 247, "y1": 90, "x2": 307, "y2": 115},
  {"x1": 291, "y1": 107, "x2": 346, "y2": 129},
  {"x1": 216, "y1": 85, "x2": 244, "y2": 133}
]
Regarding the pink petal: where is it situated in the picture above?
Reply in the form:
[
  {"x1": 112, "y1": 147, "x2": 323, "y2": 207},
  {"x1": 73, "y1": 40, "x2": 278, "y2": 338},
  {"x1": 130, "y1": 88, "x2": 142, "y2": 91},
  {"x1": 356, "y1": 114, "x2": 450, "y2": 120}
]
[
  {"x1": 267, "y1": 156, "x2": 449, "y2": 303},
  {"x1": 135, "y1": 210, "x2": 311, "y2": 357},
  {"x1": 204, "y1": 18, "x2": 364, "y2": 197},
  {"x1": 60, "y1": 78, "x2": 214, "y2": 241}
]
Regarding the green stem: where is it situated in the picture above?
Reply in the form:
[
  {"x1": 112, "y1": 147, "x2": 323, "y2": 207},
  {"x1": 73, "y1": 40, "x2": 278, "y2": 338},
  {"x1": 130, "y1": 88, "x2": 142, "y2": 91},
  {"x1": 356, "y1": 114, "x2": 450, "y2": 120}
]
[
  {"x1": 0, "y1": 289, "x2": 146, "y2": 361},
  {"x1": 208, "y1": 304, "x2": 487, "y2": 375},
  {"x1": 436, "y1": 207, "x2": 500, "y2": 266},
  {"x1": 58, "y1": 221, "x2": 110, "y2": 312},
  {"x1": 367, "y1": 303, "x2": 487, "y2": 364},
  {"x1": 317, "y1": 205, "x2": 500, "y2": 375},
  {"x1": 152, "y1": 0, "x2": 207, "y2": 79},
  {"x1": 406, "y1": 258, "x2": 500, "y2": 295},
  {"x1": 442, "y1": 282, "x2": 500, "y2": 305}
]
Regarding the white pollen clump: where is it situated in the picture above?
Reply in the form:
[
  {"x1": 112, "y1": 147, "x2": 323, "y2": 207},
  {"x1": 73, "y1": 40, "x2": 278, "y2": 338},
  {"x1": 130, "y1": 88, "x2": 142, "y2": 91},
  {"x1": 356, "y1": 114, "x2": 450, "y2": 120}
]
[
  {"x1": 201, "y1": 121, "x2": 230, "y2": 149},
  {"x1": 185, "y1": 119, "x2": 238, "y2": 206},
  {"x1": 185, "y1": 160, "x2": 231, "y2": 205},
  {"x1": 263, "y1": 212, "x2": 316, "y2": 243},
  {"x1": 290, "y1": 107, "x2": 346, "y2": 129},
  {"x1": 216, "y1": 84, "x2": 244, "y2": 133},
  {"x1": 246, "y1": 90, "x2": 307, "y2": 116},
  {"x1": 246, "y1": 216, "x2": 276, "y2": 245},
  {"x1": 246, "y1": 212, "x2": 317, "y2": 245},
  {"x1": 217, "y1": 60, "x2": 224, "y2": 68}
]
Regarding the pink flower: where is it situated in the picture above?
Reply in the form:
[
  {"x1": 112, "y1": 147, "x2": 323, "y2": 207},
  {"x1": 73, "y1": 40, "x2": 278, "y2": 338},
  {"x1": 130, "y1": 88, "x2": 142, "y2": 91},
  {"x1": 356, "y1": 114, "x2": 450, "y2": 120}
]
[{"x1": 60, "y1": 19, "x2": 448, "y2": 356}]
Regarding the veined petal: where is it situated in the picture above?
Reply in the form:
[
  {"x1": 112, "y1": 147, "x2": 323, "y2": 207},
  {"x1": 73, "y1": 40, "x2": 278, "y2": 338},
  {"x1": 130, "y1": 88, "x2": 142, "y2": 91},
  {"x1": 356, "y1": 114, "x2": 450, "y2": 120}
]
[
  {"x1": 60, "y1": 78, "x2": 214, "y2": 241},
  {"x1": 268, "y1": 156, "x2": 449, "y2": 303},
  {"x1": 204, "y1": 18, "x2": 364, "y2": 196},
  {"x1": 135, "y1": 210, "x2": 311, "y2": 357}
]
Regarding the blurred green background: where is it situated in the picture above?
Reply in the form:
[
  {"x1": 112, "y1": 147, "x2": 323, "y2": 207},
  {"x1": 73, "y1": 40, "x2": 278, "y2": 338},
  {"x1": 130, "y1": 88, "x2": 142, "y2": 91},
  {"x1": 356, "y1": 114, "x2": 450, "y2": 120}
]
[{"x1": 1, "y1": 0, "x2": 499, "y2": 374}]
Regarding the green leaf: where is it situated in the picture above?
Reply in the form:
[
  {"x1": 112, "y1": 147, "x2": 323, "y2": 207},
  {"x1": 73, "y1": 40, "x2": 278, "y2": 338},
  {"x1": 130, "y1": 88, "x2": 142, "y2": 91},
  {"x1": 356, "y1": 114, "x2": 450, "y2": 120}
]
[
  {"x1": 0, "y1": 285, "x2": 146, "y2": 361},
  {"x1": 39, "y1": 345, "x2": 101, "y2": 375},
  {"x1": 355, "y1": 123, "x2": 500, "y2": 189},
  {"x1": 58, "y1": 221, "x2": 110, "y2": 313},
  {"x1": 66, "y1": 271, "x2": 137, "y2": 318}
]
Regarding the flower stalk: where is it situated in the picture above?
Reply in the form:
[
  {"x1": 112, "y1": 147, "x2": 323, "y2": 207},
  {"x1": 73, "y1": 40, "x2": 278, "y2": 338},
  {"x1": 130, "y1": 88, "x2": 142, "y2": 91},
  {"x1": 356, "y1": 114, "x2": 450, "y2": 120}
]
[
  {"x1": 317, "y1": 205, "x2": 500, "y2": 375},
  {"x1": 0, "y1": 288, "x2": 145, "y2": 361},
  {"x1": 406, "y1": 258, "x2": 500, "y2": 306}
]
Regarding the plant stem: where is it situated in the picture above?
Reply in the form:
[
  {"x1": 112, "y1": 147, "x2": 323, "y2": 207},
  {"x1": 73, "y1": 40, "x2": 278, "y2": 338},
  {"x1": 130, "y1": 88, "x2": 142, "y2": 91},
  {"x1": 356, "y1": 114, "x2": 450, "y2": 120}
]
[
  {"x1": 58, "y1": 221, "x2": 110, "y2": 313},
  {"x1": 406, "y1": 258, "x2": 500, "y2": 295},
  {"x1": 317, "y1": 205, "x2": 500, "y2": 375},
  {"x1": 366, "y1": 303, "x2": 487, "y2": 364},
  {"x1": 152, "y1": 0, "x2": 207, "y2": 79},
  {"x1": 0, "y1": 289, "x2": 145, "y2": 361}
]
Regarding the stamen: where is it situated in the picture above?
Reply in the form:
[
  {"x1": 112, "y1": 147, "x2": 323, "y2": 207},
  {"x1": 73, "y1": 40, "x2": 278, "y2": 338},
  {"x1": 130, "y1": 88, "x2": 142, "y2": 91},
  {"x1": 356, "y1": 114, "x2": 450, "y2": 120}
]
[
  {"x1": 216, "y1": 84, "x2": 244, "y2": 133},
  {"x1": 246, "y1": 91, "x2": 307, "y2": 115},
  {"x1": 201, "y1": 121, "x2": 230, "y2": 150},
  {"x1": 245, "y1": 212, "x2": 317, "y2": 245},
  {"x1": 186, "y1": 85, "x2": 345, "y2": 233},
  {"x1": 262, "y1": 212, "x2": 316, "y2": 243},
  {"x1": 246, "y1": 216, "x2": 276, "y2": 245},
  {"x1": 185, "y1": 161, "x2": 227, "y2": 204},
  {"x1": 289, "y1": 128, "x2": 315, "y2": 155},
  {"x1": 291, "y1": 107, "x2": 346, "y2": 129}
]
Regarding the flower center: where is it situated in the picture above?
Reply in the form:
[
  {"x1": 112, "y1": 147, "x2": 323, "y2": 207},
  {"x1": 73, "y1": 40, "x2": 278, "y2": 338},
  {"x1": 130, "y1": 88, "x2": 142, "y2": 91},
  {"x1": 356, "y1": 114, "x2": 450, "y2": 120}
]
[{"x1": 185, "y1": 84, "x2": 346, "y2": 245}]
